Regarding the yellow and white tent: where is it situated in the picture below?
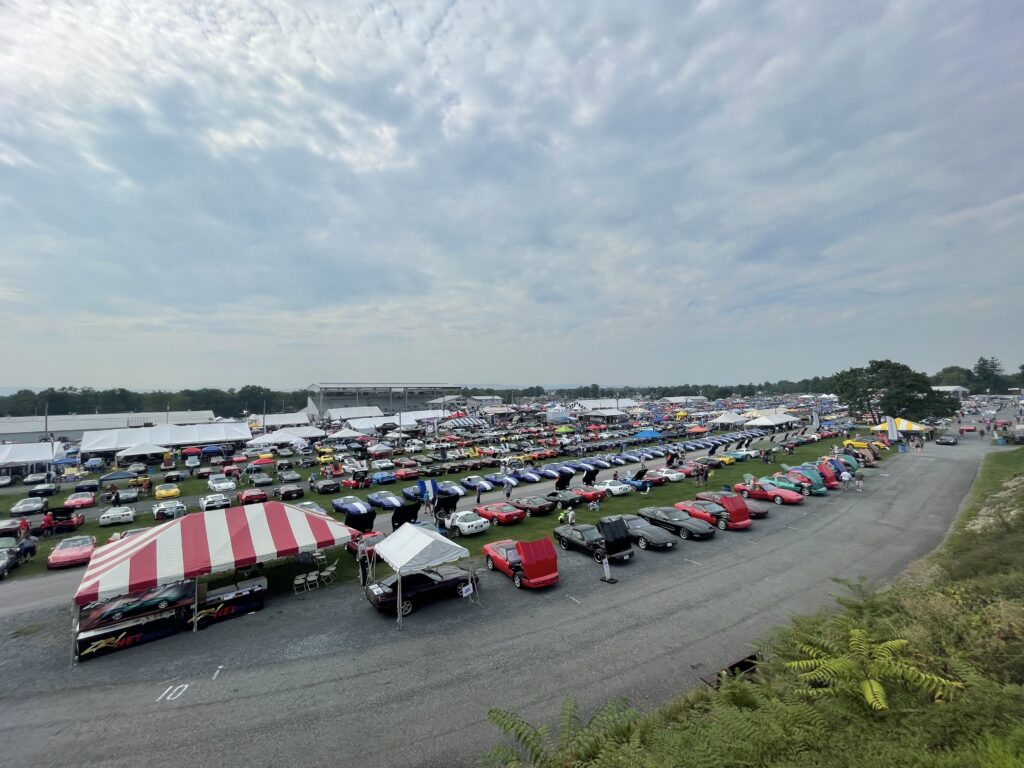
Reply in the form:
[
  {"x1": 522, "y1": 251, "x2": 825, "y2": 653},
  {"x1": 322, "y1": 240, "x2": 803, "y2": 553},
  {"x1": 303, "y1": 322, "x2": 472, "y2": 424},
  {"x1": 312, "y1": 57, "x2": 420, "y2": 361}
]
[{"x1": 872, "y1": 418, "x2": 929, "y2": 432}]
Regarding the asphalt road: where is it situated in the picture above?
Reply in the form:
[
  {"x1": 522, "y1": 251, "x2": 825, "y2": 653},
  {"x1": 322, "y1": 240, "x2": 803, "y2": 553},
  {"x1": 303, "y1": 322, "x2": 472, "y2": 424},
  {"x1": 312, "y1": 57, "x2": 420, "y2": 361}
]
[{"x1": 0, "y1": 420, "x2": 1004, "y2": 768}]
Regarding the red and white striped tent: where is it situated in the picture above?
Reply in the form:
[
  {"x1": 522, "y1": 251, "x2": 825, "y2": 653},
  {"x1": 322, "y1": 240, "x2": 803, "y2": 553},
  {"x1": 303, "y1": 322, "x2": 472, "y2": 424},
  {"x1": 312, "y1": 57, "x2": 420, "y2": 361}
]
[{"x1": 74, "y1": 502, "x2": 353, "y2": 605}]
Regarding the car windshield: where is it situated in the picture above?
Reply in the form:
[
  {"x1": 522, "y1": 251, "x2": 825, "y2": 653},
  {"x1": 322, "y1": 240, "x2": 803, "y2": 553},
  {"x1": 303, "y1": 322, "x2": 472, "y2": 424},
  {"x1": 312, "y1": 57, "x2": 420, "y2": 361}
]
[
  {"x1": 60, "y1": 537, "x2": 92, "y2": 548},
  {"x1": 696, "y1": 502, "x2": 725, "y2": 513},
  {"x1": 156, "y1": 484, "x2": 174, "y2": 491},
  {"x1": 625, "y1": 519, "x2": 645, "y2": 529},
  {"x1": 460, "y1": 513, "x2": 484, "y2": 523},
  {"x1": 0, "y1": 536, "x2": 18, "y2": 549},
  {"x1": 581, "y1": 528, "x2": 602, "y2": 542},
  {"x1": 760, "y1": 482, "x2": 778, "y2": 490}
]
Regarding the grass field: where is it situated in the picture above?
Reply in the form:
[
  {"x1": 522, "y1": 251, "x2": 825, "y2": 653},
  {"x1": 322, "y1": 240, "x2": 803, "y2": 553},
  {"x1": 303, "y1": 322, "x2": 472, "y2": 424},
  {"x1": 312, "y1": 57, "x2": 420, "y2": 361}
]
[{"x1": 6, "y1": 438, "x2": 881, "y2": 585}]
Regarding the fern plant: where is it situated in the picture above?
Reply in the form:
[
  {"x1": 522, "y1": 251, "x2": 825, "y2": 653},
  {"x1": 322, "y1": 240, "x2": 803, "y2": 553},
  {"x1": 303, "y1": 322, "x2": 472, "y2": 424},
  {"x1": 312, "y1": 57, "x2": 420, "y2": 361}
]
[
  {"x1": 482, "y1": 696, "x2": 639, "y2": 768},
  {"x1": 786, "y1": 625, "x2": 963, "y2": 711}
]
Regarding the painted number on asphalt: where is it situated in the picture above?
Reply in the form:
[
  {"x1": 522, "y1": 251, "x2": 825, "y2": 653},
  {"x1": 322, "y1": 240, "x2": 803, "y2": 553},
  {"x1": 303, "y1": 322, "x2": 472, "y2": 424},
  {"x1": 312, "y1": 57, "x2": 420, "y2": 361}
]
[{"x1": 157, "y1": 684, "x2": 189, "y2": 702}]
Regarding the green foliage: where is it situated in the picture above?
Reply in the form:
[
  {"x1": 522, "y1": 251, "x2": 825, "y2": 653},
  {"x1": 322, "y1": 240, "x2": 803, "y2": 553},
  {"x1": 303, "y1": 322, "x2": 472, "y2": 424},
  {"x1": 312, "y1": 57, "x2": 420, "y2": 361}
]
[
  {"x1": 972, "y1": 356, "x2": 1009, "y2": 394},
  {"x1": 833, "y1": 359, "x2": 957, "y2": 420}
]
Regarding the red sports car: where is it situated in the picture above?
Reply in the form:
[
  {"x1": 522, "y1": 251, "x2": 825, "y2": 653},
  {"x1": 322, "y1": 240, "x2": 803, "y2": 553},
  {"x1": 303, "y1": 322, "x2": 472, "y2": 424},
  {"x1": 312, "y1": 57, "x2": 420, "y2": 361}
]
[
  {"x1": 695, "y1": 490, "x2": 767, "y2": 519},
  {"x1": 392, "y1": 457, "x2": 418, "y2": 469},
  {"x1": 674, "y1": 500, "x2": 752, "y2": 530},
  {"x1": 474, "y1": 502, "x2": 526, "y2": 527},
  {"x1": 482, "y1": 538, "x2": 559, "y2": 589},
  {"x1": 345, "y1": 530, "x2": 386, "y2": 557},
  {"x1": 63, "y1": 492, "x2": 96, "y2": 510},
  {"x1": 47, "y1": 535, "x2": 96, "y2": 569},
  {"x1": 236, "y1": 488, "x2": 267, "y2": 505},
  {"x1": 341, "y1": 475, "x2": 372, "y2": 489},
  {"x1": 394, "y1": 468, "x2": 420, "y2": 481},
  {"x1": 571, "y1": 486, "x2": 608, "y2": 502},
  {"x1": 732, "y1": 479, "x2": 804, "y2": 506}
]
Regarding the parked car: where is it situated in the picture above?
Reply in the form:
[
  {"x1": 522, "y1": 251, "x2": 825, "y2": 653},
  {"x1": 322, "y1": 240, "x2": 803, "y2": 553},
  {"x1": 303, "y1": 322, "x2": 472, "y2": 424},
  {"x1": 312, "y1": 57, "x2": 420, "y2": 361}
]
[
  {"x1": 34, "y1": 510, "x2": 85, "y2": 535},
  {"x1": 98, "y1": 506, "x2": 136, "y2": 526},
  {"x1": 279, "y1": 470, "x2": 302, "y2": 483},
  {"x1": 75, "y1": 480, "x2": 100, "y2": 493},
  {"x1": 153, "y1": 500, "x2": 188, "y2": 520},
  {"x1": 199, "y1": 494, "x2": 232, "y2": 511},
  {"x1": 593, "y1": 479, "x2": 634, "y2": 497},
  {"x1": 393, "y1": 468, "x2": 420, "y2": 481},
  {"x1": 571, "y1": 486, "x2": 607, "y2": 503},
  {"x1": 372, "y1": 471, "x2": 397, "y2": 485},
  {"x1": 311, "y1": 479, "x2": 341, "y2": 494},
  {"x1": 545, "y1": 490, "x2": 585, "y2": 510},
  {"x1": 436, "y1": 481, "x2": 466, "y2": 498},
  {"x1": 332, "y1": 496, "x2": 374, "y2": 516},
  {"x1": 154, "y1": 483, "x2": 181, "y2": 500},
  {"x1": 637, "y1": 507, "x2": 716, "y2": 540},
  {"x1": 675, "y1": 500, "x2": 751, "y2": 531},
  {"x1": 483, "y1": 538, "x2": 559, "y2": 589},
  {"x1": 11, "y1": 497, "x2": 47, "y2": 516},
  {"x1": 47, "y1": 535, "x2": 96, "y2": 569},
  {"x1": 617, "y1": 514, "x2": 678, "y2": 550},
  {"x1": 510, "y1": 496, "x2": 557, "y2": 517},
  {"x1": 29, "y1": 483, "x2": 59, "y2": 498},
  {"x1": 0, "y1": 520, "x2": 37, "y2": 578},
  {"x1": 107, "y1": 528, "x2": 147, "y2": 543},
  {"x1": 367, "y1": 491, "x2": 404, "y2": 510},
  {"x1": 695, "y1": 490, "x2": 768, "y2": 519},
  {"x1": 473, "y1": 502, "x2": 526, "y2": 527},
  {"x1": 345, "y1": 530, "x2": 387, "y2": 558},
  {"x1": 552, "y1": 523, "x2": 633, "y2": 563},
  {"x1": 733, "y1": 476, "x2": 805, "y2": 505},
  {"x1": 207, "y1": 474, "x2": 236, "y2": 492},
  {"x1": 273, "y1": 484, "x2": 305, "y2": 501},
  {"x1": 440, "y1": 510, "x2": 490, "y2": 537},
  {"x1": 236, "y1": 488, "x2": 267, "y2": 505},
  {"x1": 62, "y1": 492, "x2": 96, "y2": 511},
  {"x1": 460, "y1": 476, "x2": 494, "y2": 492},
  {"x1": 365, "y1": 565, "x2": 478, "y2": 616}
]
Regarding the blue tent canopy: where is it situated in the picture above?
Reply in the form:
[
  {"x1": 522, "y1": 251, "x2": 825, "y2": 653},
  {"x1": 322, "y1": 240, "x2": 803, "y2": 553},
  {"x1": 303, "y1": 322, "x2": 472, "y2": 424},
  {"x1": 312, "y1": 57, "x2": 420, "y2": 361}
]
[
  {"x1": 100, "y1": 470, "x2": 138, "y2": 482},
  {"x1": 635, "y1": 429, "x2": 663, "y2": 439},
  {"x1": 201, "y1": 445, "x2": 225, "y2": 455}
]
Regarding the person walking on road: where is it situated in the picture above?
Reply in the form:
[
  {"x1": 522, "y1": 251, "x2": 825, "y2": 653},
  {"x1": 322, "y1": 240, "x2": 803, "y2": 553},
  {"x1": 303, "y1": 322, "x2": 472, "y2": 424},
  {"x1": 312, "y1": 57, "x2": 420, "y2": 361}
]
[
  {"x1": 840, "y1": 469, "x2": 852, "y2": 491},
  {"x1": 503, "y1": 479, "x2": 512, "y2": 501},
  {"x1": 475, "y1": 484, "x2": 483, "y2": 505},
  {"x1": 854, "y1": 468, "x2": 865, "y2": 492}
]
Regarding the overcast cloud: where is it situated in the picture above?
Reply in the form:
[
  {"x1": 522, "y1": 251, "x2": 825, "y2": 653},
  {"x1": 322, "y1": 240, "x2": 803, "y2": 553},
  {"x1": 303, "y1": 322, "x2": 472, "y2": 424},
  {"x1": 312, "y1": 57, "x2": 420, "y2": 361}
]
[{"x1": 1, "y1": 0, "x2": 1021, "y2": 390}]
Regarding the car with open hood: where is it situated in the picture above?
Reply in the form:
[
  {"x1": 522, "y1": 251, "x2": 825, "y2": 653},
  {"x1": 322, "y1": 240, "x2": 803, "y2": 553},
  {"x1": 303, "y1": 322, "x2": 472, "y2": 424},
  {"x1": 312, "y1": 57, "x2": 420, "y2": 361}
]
[
  {"x1": 553, "y1": 521, "x2": 633, "y2": 562},
  {"x1": 483, "y1": 538, "x2": 559, "y2": 589},
  {"x1": 674, "y1": 500, "x2": 751, "y2": 531}
]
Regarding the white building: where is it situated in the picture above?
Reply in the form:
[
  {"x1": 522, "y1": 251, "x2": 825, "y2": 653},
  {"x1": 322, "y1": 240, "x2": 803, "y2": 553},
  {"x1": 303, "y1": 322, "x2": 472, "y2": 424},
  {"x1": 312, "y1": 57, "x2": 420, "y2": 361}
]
[
  {"x1": 568, "y1": 398, "x2": 638, "y2": 412},
  {"x1": 932, "y1": 385, "x2": 969, "y2": 401}
]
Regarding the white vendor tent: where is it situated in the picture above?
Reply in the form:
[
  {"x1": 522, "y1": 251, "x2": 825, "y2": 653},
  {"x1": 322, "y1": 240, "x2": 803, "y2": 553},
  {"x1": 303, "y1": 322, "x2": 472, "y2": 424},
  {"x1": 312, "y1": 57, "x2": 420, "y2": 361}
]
[
  {"x1": 115, "y1": 443, "x2": 170, "y2": 458},
  {"x1": 328, "y1": 428, "x2": 365, "y2": 440},
  {"x1": 0, "y1": 442, "x2": 66, "y2": 468},
  {"x1": 746, "y1": 413, "x2": 801, "y2": 427},
  {"x1": 372, "y1": 523, "x2": 472, "y2": 628},
  {"x1": 81, "y1": 423, "x2": 252, "y2": 452},
  {"x1": 709, "y1": 412, "x2": 746, "y2": 426}
]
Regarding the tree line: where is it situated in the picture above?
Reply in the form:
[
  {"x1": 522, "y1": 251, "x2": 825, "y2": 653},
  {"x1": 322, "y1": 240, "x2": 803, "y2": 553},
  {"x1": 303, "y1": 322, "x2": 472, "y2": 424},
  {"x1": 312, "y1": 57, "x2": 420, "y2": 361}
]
[{"x1": 1, "y1": 357, "x2": 1018, "y2": 419}]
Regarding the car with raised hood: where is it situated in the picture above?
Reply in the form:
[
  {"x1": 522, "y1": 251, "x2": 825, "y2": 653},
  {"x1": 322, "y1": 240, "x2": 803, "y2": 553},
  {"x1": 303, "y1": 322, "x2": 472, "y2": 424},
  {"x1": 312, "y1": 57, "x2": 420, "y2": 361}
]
[
  {"x1": 674, "y1": 500, "x2": 751, "y2": 531},
  {"x1": 199, "y1": 494, "x2": 232, "y2": 511},
  {"x1": 732, "y1": 476, "x2": 804, "y2": 506},
  {"x1": 345, "y1": 530, "x2": 386, "y2": 557},
  {"x1": 615, "y1": 514, "x2": 677, "y2": 550},
  {"x1": 695, "y1": 490, "x2": 768, "y2": 519},
  {"x1": 473, "y1": 502, "x2": 526, "y2": 527},
  {"x1": 483, "y1": 538, "x2": 560, "y2": 589},
  {"x1": 98, "y1": 506, "x2": 136, "y2": 526},
  {"x1": 47, "y1": 535, "x2": 96, "y2": 569},
  {"x1": 365, "y1": 566, "x2": 478, "y2": 616},
  {"x1": 637, "y1": 506, "x2": 717, "y2": 540},
  {"x1": 767, "y1": 472, "x2": 822, "y2": 497},
  {"x1": 553, "y1": 522, "x2": 633, "y2": 563}
]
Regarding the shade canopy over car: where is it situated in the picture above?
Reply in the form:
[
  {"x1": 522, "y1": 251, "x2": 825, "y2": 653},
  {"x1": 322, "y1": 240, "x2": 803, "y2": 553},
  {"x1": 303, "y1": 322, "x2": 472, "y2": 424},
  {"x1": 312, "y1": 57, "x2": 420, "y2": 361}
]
[
  {"x1": 114, "y1": 443, "x2": 170, "y2": 458},
  {"x1": 74, "y1": 501, "x2": 353, "y2": 605}
]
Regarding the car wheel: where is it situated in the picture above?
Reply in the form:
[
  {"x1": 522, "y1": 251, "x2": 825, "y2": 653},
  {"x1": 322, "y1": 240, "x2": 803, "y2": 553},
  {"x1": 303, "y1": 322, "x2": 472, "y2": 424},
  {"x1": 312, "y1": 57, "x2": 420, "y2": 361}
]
[
  {"x1": 593, "y1": 549, "x2": 606, "y2": 563},
  {"x1": 491, "y1": 518, "x2": 500, "y2": 527},
  {"x1": 558, "y1": 537, "x2": 568, "y2": 550},
  {"x1": 717, "y1": 519, "x2": 728, "y2": 531},
  {"x1": 801, "y1": 486, "x2": 811, "y2": 496},
  {"x1": 399, "y1": 600, "x2": 414, "y2": 616},
  {"x1": 556, "y1": 501, "x2": 564, "y2": 510},
  {"x1": 513, "y1": 572, "x2": 524, "y2": 589},
  {"x1": 678, "y1": 528, "x2": 690, "y2": 539},
  {"x1": 157, "y1": 599, "x2": 170, "y2": 610},
  {"x1": 452, "y1": 527, "x2": 462, "y2": 537},
  {"x1": 773, "y1": 495, "x2": 783, "y2": 505},
  {"x1": 525, "y1": 509, "x2": 532, "y2": 517},
  {"x1": 485, "y1": 556, "x2": 494, "y2": 571},
  {"x1": 638, "y1": 538, "x2": 648, "y2": 550},
  {"x1": 741, "y1": 490, "x2": 750, "y2": 498}
]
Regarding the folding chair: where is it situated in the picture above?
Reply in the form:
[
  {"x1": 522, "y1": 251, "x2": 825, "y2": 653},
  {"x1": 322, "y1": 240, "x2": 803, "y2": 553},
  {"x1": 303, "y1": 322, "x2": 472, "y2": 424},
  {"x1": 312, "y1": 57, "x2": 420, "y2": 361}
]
[
  {"x1": 305, "y1": 572, "x2": 320, "y2": 590},
  {"x1": 292, "y1": 574, "x2": 307, "y2": 594},
  {"x1": 319, "y1": 565, "x2": 337, "y2": 584},
  {"x1": 312, "y1": 550, "x2": 328, "y2": 569}
]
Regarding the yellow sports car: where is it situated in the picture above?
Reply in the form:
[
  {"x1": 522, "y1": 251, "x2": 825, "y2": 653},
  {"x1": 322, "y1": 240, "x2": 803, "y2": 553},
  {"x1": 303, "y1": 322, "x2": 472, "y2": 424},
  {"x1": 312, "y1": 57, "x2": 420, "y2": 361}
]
[
  {"x1": 315, "y1": 446, "x2": 334, "y2": 456},
  {"x1": 317, "y1": 453, "x2": 336, "y2": 464},
  {"x1": 843, "y1": 438, "x2": 878, "y2": 450},
  {"x1": 154, "y1": 483, "x2": 181, "y2": 499},
  {"x1": 714, "y1": 454, "x2": 737, "y2": 465}
]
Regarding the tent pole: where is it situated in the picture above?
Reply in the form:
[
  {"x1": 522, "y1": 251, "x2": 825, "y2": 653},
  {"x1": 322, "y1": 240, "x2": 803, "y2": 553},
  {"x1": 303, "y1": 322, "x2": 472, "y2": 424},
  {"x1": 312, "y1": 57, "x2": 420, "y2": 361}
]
[
  {"x1": 192, "y1": 578, "x2": 199, "y2": 633},
  {"x1": 70, "y1": 599, "x2": 78, "y2": 668},
  {"x1": 396, "y1": 569, "x2": 402, "y2": 631}
]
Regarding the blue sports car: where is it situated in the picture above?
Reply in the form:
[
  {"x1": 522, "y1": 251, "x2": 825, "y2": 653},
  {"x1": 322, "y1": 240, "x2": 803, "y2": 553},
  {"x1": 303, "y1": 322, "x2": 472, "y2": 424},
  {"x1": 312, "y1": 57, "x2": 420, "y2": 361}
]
[
  {"x1": 510, "y1": 468, "x2": 542, "y2": 483},
  {"x1": 332, "y1": 495, "x2": 374, "y2": 515},
  {"x1": 372, "y1": 471, "x2": 397, "y2": 485},
  {"x1": 485, "y1": 473, "x2": 519, "y2": 487},
  {"x1": 401, "y1": 485, "x2": 424, "y2": 501},
  {"x1": 436, "y1": 481, "x2": 466, "y2": 498},
  {"x1": 541, "y1": 463, "x2": 575, "y2": 476},
  {"x1": 460, "y1": 476, "x2": 495, "y2": 491},
  {"x1": 367, "y1": 491, "x2": 404, "y2": 509},
  {"x1": 533, "y1": 465, "x2": 563, "y2": 479}
]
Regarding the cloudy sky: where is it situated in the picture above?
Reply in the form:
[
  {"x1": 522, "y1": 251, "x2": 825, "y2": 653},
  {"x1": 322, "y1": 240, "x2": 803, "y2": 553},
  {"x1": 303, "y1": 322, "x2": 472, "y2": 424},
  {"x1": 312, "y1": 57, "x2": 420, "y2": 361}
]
[{"x1": 1, "y1": 0, "x2": 1021, "y2": 390}]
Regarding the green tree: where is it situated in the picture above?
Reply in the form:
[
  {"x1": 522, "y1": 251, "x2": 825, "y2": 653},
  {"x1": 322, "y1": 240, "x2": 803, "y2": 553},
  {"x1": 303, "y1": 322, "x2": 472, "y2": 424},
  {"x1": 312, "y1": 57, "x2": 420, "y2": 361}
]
[
  {"x1": 932, "y1": 365, "x2": 975, "y2": 389},
  {"x1": 972, "y1": 357, "x2": 1008, "y2": 394}
]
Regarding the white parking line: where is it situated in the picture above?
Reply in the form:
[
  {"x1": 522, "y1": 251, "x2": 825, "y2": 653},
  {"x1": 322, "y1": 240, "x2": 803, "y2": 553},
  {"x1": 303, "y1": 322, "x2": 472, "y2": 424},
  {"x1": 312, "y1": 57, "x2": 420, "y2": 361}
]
[
  {"x1": 684, "y1": 558, "x2": 702, "y2": 566},
  {"x1": 786, "y1": 525, "x2": 806, "y2": 531},
  {"x1": 740, "y1": 539, "x2": 758, "y2": 544},
  {"x1": 212, "y1": 665, "x2": 224, "y2": 680},
  {"x1": 566, "y1": 595, "x2": 581, "y2": 605}
]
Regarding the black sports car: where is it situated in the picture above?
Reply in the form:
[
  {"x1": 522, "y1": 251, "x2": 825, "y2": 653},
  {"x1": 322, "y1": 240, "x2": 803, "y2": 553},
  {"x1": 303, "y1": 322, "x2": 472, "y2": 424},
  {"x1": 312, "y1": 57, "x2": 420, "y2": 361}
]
[
  {"x1": 637, "y1": 507, "x2": 717, "y2": 540},
  {"x1": 0, "y1": 521, "x2": 37, "y2": 578},
  {"x1": 544, "y1": 490, "x2": 585, "y2": 510},
  {"x1": 298, "y1": 457, "x2": 318, "y2": 468},
  {"x1": 28, "y1": 484, "x2": 59, "y2": 498},
  {"x1": 365, "y1": 566, "x2": 478, "y2": 616},
  {"x1": 553, "y1": 523, "x2": 633, "y2": 563},
  {"x1": 274, "y1": 484, "x2": 305, "y2": 500},
  {"x1": 75, "y1": 480, "x2": 100, "y2": 493},
  {"x1": 279, "y1": 470, "x2": 302, "y2": 483},
  {"x1": 311, "y1": 479, "x2": 340, "y2": 494},
  {"x1": 510, "y1": 496, "x2": 557, "y2": 517},
  {"x1": 935, "y1": 434, "x2": 959, "y2": 446},
  {"x1": 617, "y1": 514, "x2": 678, "y2": 550}
]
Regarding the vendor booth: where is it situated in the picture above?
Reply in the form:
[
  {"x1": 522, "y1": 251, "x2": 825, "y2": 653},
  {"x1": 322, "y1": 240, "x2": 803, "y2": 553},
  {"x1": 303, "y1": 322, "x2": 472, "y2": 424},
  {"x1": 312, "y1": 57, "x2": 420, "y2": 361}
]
[{"x1": 72, "y1": 501, "x2": 352, "y2": 661}]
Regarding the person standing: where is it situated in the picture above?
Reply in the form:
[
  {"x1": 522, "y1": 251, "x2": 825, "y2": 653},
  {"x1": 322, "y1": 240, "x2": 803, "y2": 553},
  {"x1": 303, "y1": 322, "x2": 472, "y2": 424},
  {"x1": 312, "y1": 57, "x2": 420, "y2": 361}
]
[
  {"x1": 475, "y1": 483, "x2": 483, "y2": 505},
  {"x1": 840, "y1": 469, "x2": 852, "y2": 491},
  {"x1": 504, "y1": 479, "x2": 512, "y2": 501},
  {"x1": 356, "y1": 536, "x2": 369, "y2": 586},
  {"x1": 854, "y1": 468, "x2": 865, "y2": 492}
]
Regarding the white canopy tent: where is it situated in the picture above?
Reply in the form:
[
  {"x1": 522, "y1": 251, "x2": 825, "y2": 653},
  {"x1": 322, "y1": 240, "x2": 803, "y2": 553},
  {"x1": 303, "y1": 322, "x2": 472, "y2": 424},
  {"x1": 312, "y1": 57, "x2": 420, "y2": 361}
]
[
  {"x1": 746, "y1": 413, "x2": 801, "y2": 427},
  {"x1": 81, "y1": 423, "x2": 252, "y2": 452},
  {"x1": 0, "y1": 442, "x2": 66, "y2": 468},
  {"x1": 246, "y1": 432, "x2": 294, "y2": 446},
  {"x1": 709, "y1": 412, "x2": 746, "y2": 425},
  {"x1": 372, "y1": 523, "x2": 472, "y2": 628},
  {"x1": 328, "y1": 427, "x2": 365, "y2": 440},
  {"x1": 115, "y1": 443, "x2": 170, "y2": 458}
]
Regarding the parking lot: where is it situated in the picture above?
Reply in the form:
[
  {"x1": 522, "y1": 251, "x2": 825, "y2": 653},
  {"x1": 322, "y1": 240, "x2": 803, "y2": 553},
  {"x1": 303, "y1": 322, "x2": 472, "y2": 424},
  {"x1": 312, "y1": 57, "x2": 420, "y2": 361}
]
[{"x1": 0, "y1": 427, "x2": 993, "y2": 768}]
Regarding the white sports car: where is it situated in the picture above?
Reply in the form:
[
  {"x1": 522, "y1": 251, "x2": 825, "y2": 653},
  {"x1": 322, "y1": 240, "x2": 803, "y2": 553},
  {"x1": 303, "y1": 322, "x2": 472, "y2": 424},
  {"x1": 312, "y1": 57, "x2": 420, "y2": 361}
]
[
  {"x1": 207, "y1": 474, "x2": 236, "y2": 492},
  {"x1": 199, "y1": 494, "x2": 232, "y2": 511},
  {"x1": 649, "y1": 468, "x2": 687, "y2": 482},
  {"x1": 447, "y1": 511, "x2": 489, "y2": 537},
  {"x1": 594, "y1": 479, "x2": 635, "y2": 496},
  {"x1": 98, "y1": 506, "x2": 136, "y2": 526}
]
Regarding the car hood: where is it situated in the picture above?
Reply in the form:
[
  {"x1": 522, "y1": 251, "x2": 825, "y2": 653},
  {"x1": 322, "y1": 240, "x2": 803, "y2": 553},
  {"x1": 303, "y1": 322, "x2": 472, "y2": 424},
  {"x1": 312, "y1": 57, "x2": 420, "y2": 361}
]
[{"x1": 635, "y1": 526, "x2": 676, "y2": 543}]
